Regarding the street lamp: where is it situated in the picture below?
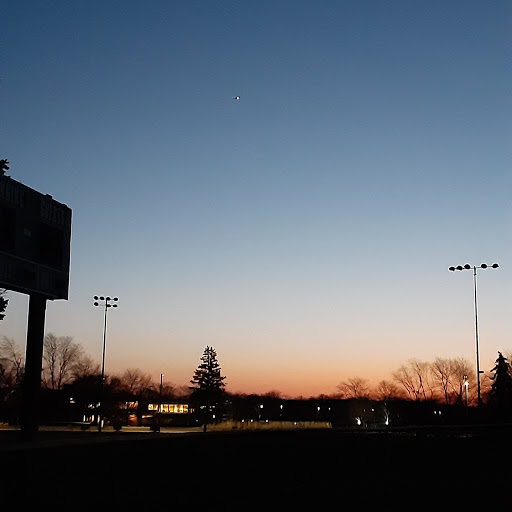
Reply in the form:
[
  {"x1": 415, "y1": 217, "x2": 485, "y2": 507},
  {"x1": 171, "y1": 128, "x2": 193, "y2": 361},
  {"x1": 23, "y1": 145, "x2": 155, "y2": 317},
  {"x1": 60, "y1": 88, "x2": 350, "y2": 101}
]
[
  {"x1": 93, "y1": 295, "x2": 118, "y2": 432},
  {"x1": 463, "y1": 376, "x2": 469, "y2": 415},
  {"x1": 160, "y1": 373, "x2": 164, "y2": 413},
  {"x1": 448, "y1": 263, "x2": 499, "y2": 406}
]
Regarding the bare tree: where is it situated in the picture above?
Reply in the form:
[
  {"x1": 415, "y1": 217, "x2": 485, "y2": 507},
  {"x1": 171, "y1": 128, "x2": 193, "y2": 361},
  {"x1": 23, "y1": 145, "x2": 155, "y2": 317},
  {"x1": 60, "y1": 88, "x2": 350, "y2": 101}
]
[
  {"x1": 0, "y1": 336, "x2": 24, "y2": 385},
  {"x1": 375, "y1": 380, "x2": 403, "y2": 401},
  {"x1": 449, "y1": 357, "x2": 473, "y2": 405},
  {"x1": 431, "y1": 357, "x2": 453, "y2": 404},
  {"x1": 115, "y1": 368, "x2": 153, "y2": 395},
  {"x1": 411, "y1": 359, "x2": 434, "y2": 400},
  {"x1": 71, "y1": 354, "x2": 100, "y2": 380},
  {"x1": 160, "y1": 382, "x2": 178, "y2": 397},
  {"x1": 42, "y1": 334, "x2": 83, "y2": 390},
  {"x1": 337, "y1": 377, "x2": 370, "y2": 399},
  {"x1": 393, "y1": 363, "x2": 420, "y2": 400},
  {"x1": 263, "y1": 390, "x2": 283, "y2": 399},
  {"x1": 393, "y1": 359, "x2": 433, "y2": 401}
]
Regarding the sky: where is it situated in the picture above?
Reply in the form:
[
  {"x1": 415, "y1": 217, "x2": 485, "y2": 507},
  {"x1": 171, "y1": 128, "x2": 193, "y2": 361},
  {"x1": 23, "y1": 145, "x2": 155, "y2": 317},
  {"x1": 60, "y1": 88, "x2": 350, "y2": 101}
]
[{"x1": 1, "y1": 1, "x2": 511, "y2": 398}]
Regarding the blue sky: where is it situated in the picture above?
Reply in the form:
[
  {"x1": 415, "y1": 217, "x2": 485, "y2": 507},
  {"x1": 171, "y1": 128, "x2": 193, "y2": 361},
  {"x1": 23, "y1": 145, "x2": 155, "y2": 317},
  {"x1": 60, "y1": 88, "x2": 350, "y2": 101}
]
[{"x1": 1, "y1": 1, "x2": 511, "y2": 396}]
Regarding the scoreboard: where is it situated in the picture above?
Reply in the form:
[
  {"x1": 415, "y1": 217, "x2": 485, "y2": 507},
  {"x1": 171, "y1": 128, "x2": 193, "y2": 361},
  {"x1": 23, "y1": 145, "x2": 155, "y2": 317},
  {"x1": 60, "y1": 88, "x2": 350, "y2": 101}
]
[{"x1": 0, "y1": 175, "x2": 72, "y2": 300}]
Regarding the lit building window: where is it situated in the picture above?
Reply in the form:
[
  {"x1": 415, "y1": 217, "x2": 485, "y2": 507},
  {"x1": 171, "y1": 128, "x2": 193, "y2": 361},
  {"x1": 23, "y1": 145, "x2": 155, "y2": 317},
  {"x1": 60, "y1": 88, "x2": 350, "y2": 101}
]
[{"x1": 148, "y1": 403, "x2": 189, "y2": 414}]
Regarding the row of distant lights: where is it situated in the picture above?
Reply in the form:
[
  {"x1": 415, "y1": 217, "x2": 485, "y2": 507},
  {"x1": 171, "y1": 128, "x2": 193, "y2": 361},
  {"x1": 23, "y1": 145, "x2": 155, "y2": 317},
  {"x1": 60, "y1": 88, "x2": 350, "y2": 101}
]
[
  {"x1": 241, "y1": 419, "x2": 320, "y2": 426},
  {"x1": 242, "y1": 418, "x2": 392, "y2": 426},
  {"x1": 242, "y1": 404, "x2": 393, "y2": 427}
]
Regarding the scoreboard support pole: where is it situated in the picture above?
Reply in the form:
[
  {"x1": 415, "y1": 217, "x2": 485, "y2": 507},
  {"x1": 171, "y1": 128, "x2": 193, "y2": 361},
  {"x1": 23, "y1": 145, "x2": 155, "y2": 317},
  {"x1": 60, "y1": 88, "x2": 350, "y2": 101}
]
[{"x1": 20, "y1": 294, "x2": 47, "y2": 441}]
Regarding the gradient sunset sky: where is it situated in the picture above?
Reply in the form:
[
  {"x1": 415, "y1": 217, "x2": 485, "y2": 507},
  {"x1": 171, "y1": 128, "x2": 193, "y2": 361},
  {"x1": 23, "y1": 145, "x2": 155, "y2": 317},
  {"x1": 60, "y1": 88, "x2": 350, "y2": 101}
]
[{"x1": 1, "y1": 1, "x2": 510, "y2": 397}]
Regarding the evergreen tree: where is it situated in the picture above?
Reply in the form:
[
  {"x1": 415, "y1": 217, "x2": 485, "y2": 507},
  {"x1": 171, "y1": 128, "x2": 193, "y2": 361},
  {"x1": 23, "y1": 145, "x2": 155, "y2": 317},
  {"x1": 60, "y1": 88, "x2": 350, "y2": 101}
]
[
  {"x1": 0, "y1": 159, "x2": 9, "y2": 176},
  {"x1": 0, "y1": 290, "x2": 8, "y2": 321},
  {"x1": 190, "y1": 346, "x2": 226, "y2": 426},
  {"x1": 488, "y1": 352, "x2": 512, "y2": 421}
]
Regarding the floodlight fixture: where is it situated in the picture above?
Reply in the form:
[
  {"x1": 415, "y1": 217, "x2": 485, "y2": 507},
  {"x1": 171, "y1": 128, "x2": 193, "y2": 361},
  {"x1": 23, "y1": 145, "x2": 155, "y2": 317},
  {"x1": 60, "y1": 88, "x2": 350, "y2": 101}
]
[
  {"x1": 448, "y1": 262, "x2": 499, "y2": 406},
  {"x1": 93, "y1": 294, "x2": 119, "y2": 432}
]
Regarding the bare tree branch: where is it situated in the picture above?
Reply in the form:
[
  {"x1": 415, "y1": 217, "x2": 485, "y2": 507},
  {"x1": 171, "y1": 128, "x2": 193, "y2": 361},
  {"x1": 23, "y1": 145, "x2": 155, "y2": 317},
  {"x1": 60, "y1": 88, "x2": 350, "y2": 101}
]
[
  {"x1": 42, "y1": 334, "x2": 83, "y2": 390},
  {"x1": 0, "y1": 336, "x2": 24, "y2": 385},
  {"x1": 337, "y1": 377, "x2": 370, "y2": 399}
]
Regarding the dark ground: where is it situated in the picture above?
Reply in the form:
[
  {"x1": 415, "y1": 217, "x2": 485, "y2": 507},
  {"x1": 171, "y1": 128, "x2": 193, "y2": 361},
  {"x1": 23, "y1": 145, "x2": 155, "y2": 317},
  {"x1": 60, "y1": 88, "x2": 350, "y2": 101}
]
[{"x1": 1, "y1": 426, "x2": 511, "y2": 508}]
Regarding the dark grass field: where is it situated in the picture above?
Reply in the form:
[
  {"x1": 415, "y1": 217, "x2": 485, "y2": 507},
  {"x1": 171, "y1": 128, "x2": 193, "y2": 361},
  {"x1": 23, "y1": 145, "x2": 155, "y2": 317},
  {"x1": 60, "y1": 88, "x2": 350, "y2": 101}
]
[{"x1": 1, "y1": 427, "x2": 511, "y2": 508}]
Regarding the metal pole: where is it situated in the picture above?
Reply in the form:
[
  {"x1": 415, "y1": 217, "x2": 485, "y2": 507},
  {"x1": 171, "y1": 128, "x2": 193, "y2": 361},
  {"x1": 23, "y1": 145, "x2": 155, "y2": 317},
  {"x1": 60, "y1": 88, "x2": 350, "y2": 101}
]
[
  {"x1": 160, "y1": 373, "x2": 164, "y2": 413},
  {"x1": 93, "y1": 295, "x2": 118, "y2": 432},
  {"x1": 465, "y1": 381, "x2": 469, "y2": 416},
  {"x1": 98, "y1": 302, "x2": 108, "y2": 432},
  {"x1": 472, "y1": 267, "x2": 482, "y2": 407},
  {"x1": 449, "y1": 263, "x2": 499, "y2": 409},
  {"x1": 101, "y1": 303, "x2": 108, "y2": 381},
  {"x1": 21, "y1": 294, "x2": 47, "y2": 441}
]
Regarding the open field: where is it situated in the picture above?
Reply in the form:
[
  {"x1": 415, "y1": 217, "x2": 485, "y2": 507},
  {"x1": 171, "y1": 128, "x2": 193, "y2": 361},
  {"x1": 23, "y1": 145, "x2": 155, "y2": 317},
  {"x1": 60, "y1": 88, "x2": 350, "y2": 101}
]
[{"x1": 1, "y1": 426, "x2": 511, "y2": 508}]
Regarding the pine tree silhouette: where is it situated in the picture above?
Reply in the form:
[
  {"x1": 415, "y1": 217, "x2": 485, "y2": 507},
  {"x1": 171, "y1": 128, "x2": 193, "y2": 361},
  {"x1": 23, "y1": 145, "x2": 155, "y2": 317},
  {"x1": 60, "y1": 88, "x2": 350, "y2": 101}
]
[
  {"x1": 488, "y1": 352, "x2": 512, "y2": 421},
  {"x1": 190, "y1": 346, "x2": 226, "y2": 428},
  {"x1": 0, "y1": 159, "x2": 9, "y2": 176},
  {"x1": 0, "y1": 290, "x2": 8, "y2": 321}
]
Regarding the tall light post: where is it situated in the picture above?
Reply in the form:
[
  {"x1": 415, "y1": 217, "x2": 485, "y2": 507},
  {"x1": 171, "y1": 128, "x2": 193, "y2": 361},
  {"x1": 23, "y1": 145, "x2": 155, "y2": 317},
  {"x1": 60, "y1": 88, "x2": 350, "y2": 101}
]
[
  {"x1": 93, "y1": 295, "x2": 118, "y2": 432},
  {"x1": 160, "y1": 373, "x2": 164, "y2": 413},
  {"x1": 449, "y1": 263, "x2": 499, "y2": 406}
]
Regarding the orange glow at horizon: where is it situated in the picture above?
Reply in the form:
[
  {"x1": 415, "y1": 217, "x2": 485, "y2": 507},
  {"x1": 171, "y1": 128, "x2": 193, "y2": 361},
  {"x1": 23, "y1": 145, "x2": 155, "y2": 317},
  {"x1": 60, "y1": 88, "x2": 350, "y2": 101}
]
[{"x1": 108, "y1": 340, "x2": 502, "y2": 399}]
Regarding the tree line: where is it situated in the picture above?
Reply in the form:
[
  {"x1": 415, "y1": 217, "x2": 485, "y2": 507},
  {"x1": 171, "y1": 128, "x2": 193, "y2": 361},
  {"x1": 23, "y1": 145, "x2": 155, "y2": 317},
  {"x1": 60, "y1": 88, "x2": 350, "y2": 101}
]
[
  {"x1": 338, "y1": 357, "x2": 476, "y2": 404},
  {"x1": 0, "y1": 334, "x2": 190, "y2": 395},
  {"x1": 1, "y1": 335, "x2": 511, "y2": 426}
]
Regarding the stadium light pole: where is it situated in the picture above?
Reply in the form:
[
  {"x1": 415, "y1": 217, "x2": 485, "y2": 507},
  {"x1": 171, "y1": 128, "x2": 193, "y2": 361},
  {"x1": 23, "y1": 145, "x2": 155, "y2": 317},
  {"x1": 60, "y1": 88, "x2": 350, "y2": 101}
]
[
  {"x1": 160, "y1": 373, "x2": 164, "y2": 413},
  {"x1": 93, "y1": 295, "x2": 118, "y2": 432},
  {"x1": 448, "y1": 263, "x2": 499, "y2": 406}
]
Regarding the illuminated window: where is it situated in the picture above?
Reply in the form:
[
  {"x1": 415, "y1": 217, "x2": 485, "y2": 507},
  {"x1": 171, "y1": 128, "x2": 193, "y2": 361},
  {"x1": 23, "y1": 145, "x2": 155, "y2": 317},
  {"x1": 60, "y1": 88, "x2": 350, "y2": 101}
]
[{"x1": 147, "y1": 403, "x2": 189, "y2": 414}]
